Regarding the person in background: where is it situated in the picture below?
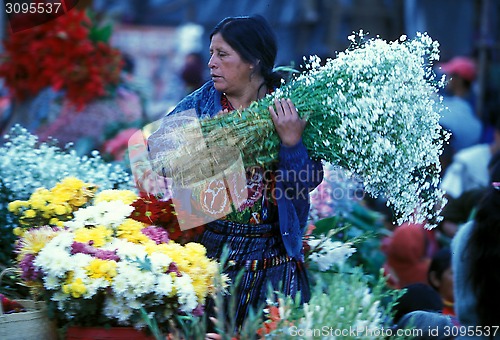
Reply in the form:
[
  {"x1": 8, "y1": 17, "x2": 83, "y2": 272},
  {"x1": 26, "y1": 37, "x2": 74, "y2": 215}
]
[
  {"x1": 381, "y1": 222, "x2": 439, "y2": 289},
  {"x1": 392, "y1": 283, "x2": 444, "y2": 325},
  {"x1": 438, "y1": 150, "x2": 500, "y2": 240},
  {"x1": 180, "y1": 51, "x2": 207, "y2": 95},
  {"x1": 451, "y1": 158, "x2": 500, "y2": 338},
  {"x1": 441, "y1": 116, "x2": 500, "y2": 199},
  {"x1": 438, "y1": 56, "x2": 482, "y2": 152},
  {"x1": 394, "y1": 310, "x2": 457, "y2": 340},
  {"x1": 428, "y1": 247, "x2": 455, "y2": 316},
  {"x1": 148, "y1": 15, "x2": 323, "y2": 334}
]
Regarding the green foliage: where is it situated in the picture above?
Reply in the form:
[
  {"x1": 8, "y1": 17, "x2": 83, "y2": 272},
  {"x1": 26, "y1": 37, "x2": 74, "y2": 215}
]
[{"x1": 312, "y1": 201, "x2": 388, "y2": 280}]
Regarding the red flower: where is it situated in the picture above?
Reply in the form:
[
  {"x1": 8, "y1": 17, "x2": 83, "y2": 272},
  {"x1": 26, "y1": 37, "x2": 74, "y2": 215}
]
[
  {"x1": 257, "y1": 305, "x2": 281, "y2": 337},
  {"x1": 0, "y1": 9, "x2": 122, "y2": 109},
  {"x1": 129, "y1": 193, "x2": 206, "y2": 245}
]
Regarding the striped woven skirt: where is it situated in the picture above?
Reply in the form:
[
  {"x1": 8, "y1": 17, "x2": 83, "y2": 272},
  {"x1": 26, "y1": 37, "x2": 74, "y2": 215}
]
[{"x1": 198, "y1": 219, "x2": 310, "y2": 328}]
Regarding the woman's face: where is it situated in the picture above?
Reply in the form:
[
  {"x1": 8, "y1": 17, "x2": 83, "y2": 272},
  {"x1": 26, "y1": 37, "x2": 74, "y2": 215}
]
[
  {"x1": 439, "y1": 267, "x2": 454, "y2": 303},
  {"x1": 430, "y1": 266, "x2": 454, "y2": 303},
  {"x1": 208, "y1": 33, "x2": 253, "y2": 95}
]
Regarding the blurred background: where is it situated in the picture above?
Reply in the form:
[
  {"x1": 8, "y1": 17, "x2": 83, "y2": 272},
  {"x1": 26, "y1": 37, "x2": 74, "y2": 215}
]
[{"x1": 0, "y1": 0, "x2": 499, "y2": 159}]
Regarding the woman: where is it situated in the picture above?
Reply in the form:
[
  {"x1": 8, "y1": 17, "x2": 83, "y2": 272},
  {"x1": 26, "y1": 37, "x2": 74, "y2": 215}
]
[
  {"x1": 452, "y1": 160, "x2": 500, "y2": 338},
  {"x1": 428, "y1": 247, "x2": 455, "y2": 316},
  {"x1": 148, "y1": 15, "x2": 323, "y2": 330}
]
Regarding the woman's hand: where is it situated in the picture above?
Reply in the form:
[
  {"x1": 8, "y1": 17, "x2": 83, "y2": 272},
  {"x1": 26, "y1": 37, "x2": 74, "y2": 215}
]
[
  {"x1": 269, "y1": 98, "x2": 306, "y2": 147},
  {"x1": 216, "y1": 108, "x2": 230, "y2": 116}
]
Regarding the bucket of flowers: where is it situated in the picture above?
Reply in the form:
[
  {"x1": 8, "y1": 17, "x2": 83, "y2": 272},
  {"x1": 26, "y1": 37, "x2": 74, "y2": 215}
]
[{"x1": 11, "y1": 177, "x2": 223, "y2": 339}]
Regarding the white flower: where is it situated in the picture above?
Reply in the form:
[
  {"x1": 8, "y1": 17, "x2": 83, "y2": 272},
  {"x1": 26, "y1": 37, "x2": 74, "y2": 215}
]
[
  {"x1": 149, "y1": 253, "x2": 173, "y2": 274},
  {"x1": 35, "y1": 246, "x2": 73, "y2": 278},
  {"x1": 156, "y1": 274, "x2": 174, "y2": 297},
  {"x1": 175, "y1": 275, "x2": 198, "y2": 312},
  {"x1": 66, "y1": 201, "x2": 133, "y2": 230},
  {"x1": 307, "y1": 238, "x2": 356, "y2": 271},
  {"x1": 0, "y1": 126, "x2": 133, "y2": 226}
]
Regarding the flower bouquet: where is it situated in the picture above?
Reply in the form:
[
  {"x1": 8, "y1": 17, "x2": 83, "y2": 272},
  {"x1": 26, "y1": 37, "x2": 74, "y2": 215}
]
[
  {"x1": 151, "y1": 32, "x2": 447, "y2": 226},
  {"x1": 0, "y1": 125, "x2": 132, "y2": 268},
  {"x1": 13, "y1": 178, "x2": 222, "y2": 333}
]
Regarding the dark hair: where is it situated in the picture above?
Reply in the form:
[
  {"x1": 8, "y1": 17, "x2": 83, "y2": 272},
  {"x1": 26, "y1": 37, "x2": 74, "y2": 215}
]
[
  {"x1": 427, "y1": 247, "x2": 451, "y2": 291},
  {"x1": 210, "y1": 15, "x2": 282, "y2": 88},
  {"x1": 466, "y1": 186, "x2": 500, "y2": 327}
]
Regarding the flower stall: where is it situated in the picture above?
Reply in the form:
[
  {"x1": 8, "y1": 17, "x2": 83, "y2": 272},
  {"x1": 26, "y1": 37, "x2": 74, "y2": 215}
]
[{"x1": 11, "y1": 178, "x2": 224, "y2": 338}]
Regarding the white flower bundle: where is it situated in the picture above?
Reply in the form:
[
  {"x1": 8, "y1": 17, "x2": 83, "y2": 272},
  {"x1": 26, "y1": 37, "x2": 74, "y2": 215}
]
[
  {"x1": 0, "y1": 125, "x2": 134, "y2": 201},
  {"x1": 155, "y1": 32, "x2": 447, "y2": 226}
]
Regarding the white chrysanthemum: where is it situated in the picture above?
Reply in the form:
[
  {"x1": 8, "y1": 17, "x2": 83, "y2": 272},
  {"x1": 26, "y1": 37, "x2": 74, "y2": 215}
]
[
  {"x1": 103, "y1": 296, "x2": 134, "y2": 323},
  {"x1": 175, "y1": 274, "x2": 198, "y2": 312},
  {"x1": 149, "y1": 253, "x2": 173, "y2": 274},
  {"x1": 43, "y1": 274, "x2": 60, "y2": 290},
  {"x1": 35, "y1": 246, "x2": 73, "y2": 278},
  {"x1": 70, "y1": 253, "x2": 93, "y2": 275},
  {"x1": 51, "y1": 291, "x2": 69, "y2": 302},
  {"x1": 127, "y1": 299, "x2": 143, "y2": 310},
  {"x1": 113, "y1": 262, "x2": 156, "y2": 299},
  {"x1": 112, "y1": 239, "x2": 148, "y2": 259},
  {"x1": 156, "y1": 274, "x2": 174, "y2": 297},
  {"x1": 66, "y1": 200, "x2": 134, "y2": 230},
  {"x1": 83, "y1": 277, "x2": 110, "y2": 298},
  {"x1": 45, "y1": 231, "x2": 74, "y2": 249}
]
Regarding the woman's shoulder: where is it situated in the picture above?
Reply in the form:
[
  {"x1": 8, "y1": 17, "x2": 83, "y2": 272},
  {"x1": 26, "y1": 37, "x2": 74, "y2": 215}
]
[{"x1": 170, "y1": 81, "x2": 219, "y2": 117}]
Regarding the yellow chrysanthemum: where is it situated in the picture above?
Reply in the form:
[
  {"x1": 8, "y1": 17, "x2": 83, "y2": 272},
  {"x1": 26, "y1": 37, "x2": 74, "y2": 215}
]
[
  {"x1": 116, "y1": 219, "x2": 149, "y2": 244},
  {"x1": 24, "y1": 209, "x2": 37, "y2": 218},
  {"x1": 184, "y1": 242, "x2": 207, "y2": 257},
  {"x1": 161, "y1": 242, "x2": 190, "y2": 271},
  {"x1": 86, "y1": 259, "x2": 117, "y2": 282},
  {"x1": 192, "y1": 277, "x2": 209, "y2": 300},
  {"x1": 16, "y1": 226, "x2": 59, "y2": 258},
  {"x1": 62, "y1": 277, "x2": 87, "y2": 298},
  {"x1": 49, "y1": 217, "x2": 60, "y2": 225},
  {"x1": 143, "y1": 242, "x2": 163, "y2": 255},
  {"x1": 54, "y1": 204, "x2": 70, "y2": 215},
  {"x1": 8, "y1": 200, "x2": 27, "y2": 213},
  {"x1": 94, "y1": 190, "x2": 138, "y2": 205},
  {"x1": 51, "y1": 177, "x2": 96, "y2": 208},
  {"x1": 74, "y1": 225, "x2": 113, "y2": 248},
  {"x1": 29, "y1": 190, "x2": 50, "y2": 210}
]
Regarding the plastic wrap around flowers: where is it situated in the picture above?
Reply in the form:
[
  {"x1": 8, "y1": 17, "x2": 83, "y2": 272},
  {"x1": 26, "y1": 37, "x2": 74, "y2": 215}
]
[{"x1": 13, "y1": 179, "x2": 221, "y2": 329}]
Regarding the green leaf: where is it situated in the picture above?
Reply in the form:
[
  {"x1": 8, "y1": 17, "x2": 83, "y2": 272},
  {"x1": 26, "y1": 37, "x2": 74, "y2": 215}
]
[
  {"x1": 89, "y1": 24, "x2": 113, "y2": 43},
  {"x1": 312, "y1": 215, "x2": 342, "y2": 235}
]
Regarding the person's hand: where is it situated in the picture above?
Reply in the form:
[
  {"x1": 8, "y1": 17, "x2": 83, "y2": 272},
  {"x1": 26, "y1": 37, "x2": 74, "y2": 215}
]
[
  {"x1": 216, "y1": 108, "x2": 230, "y2": 116},
  {"x1": 269, "y1": 98, "x2": 306, "y2": 147}
]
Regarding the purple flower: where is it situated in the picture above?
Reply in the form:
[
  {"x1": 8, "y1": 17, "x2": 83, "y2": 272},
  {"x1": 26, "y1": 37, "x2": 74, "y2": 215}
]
[
  {"x1": 167, "y1": 262, "x2": 182, "y2": 277},
  {"x1": 192, "y1": 304, "x2": 205, "y2": 316},
  {"x1": 70, "y1": 241, "x2": 120, "y2": 261},
  {"x1": 141, "y1": 226, "x2": 169, "y2": 244},
  {"x1": 19, "y1": 254, "x2": 41, "y2": 281}
]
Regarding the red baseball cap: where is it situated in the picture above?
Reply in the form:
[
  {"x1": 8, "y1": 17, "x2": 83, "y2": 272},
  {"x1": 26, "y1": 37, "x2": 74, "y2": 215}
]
[{"x1": 440, "y1": 56, "x2": 476, "y2": 82}]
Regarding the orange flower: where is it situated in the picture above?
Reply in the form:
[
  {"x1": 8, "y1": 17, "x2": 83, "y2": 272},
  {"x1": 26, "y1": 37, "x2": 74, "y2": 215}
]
[{"x1": 257, "y1": 305, "x2": 281, "y2": 337}]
